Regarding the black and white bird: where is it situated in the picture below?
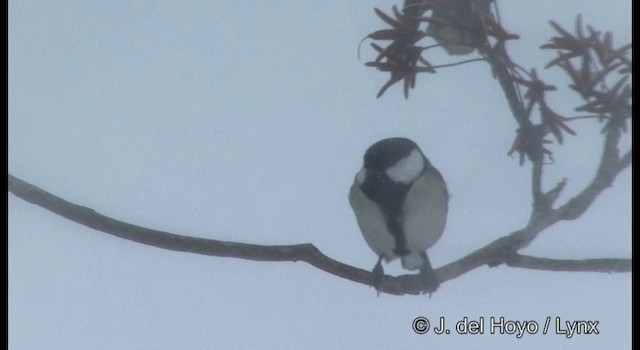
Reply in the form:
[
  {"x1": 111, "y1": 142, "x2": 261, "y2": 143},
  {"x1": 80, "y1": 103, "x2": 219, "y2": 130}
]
[{"x1": 349, "y1": 137, "x2": 448, "y2": 293}]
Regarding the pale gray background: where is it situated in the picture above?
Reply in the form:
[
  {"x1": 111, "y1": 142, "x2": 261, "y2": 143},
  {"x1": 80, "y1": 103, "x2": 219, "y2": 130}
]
[{"x1": 9, "y1": 1, "x2": 631, "y2": 349}]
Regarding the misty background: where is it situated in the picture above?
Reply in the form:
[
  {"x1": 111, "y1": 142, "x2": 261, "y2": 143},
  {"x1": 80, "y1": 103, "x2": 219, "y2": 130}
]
[{"x1": 9, "y1": 1, "x2": 631, "y2": 348}]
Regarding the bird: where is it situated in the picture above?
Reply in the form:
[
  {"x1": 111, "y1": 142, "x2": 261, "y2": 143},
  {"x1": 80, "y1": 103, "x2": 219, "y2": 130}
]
[
  {"x1": 349, "y1": 137, "x2": 448, "y2": 294},
  {"x1": 426, "y1": 0, "x2": 495, "y2": 56}
]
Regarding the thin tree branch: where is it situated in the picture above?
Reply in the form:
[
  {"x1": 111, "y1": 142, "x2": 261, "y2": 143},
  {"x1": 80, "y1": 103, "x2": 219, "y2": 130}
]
[
  {"x1": 8, "y1": 174, "x2": 630, "y2": 296},
  {"x1": 514, "y1": 137, "x2": 630, "y2": 250},
  {"x1": 479, "y1": 44, "x2": 530, "y2": 130},
  {"x1": 7, "y1": 174, "x2": 374, "y2": 285},
  {"x1": 507, "y1": 254, "x2": 631, "y2": 272},
  {"x1": 430, "y1": 57, "x2": 486, "y2": 69},
  {"x1": 478, "y1": 36, "x2": 631, "y2": 250},
  {"x1": 530, "y1": 157, "x2": 545, "y2": 215},
  {"x1": 557, "y1": 130, "x2": 630, "y2": 221}
]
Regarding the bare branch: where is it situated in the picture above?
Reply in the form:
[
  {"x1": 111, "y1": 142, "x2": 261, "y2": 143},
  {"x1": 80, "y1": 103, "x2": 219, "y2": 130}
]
[
  {"x1": 507, "y1": 254, "x2": 631, "y2": 273},
  {"x1": 7, "y1": 174, "x2": 374, "y2": 284},
  {"x1": 8, "y1": 174, "x2": 630, "y2": 296},
  {"x1": 557, "y1": 129, "x2": 630, "y2": 221},
  {"x1": 480, "y1": 44, "x2": 530, "y2": 129},
  {"x1": 530, "y1": 157, "x2": 545, "y2": 214},
  {"x1": 430, "y1": 57, "x2": 486, "y2": 69}
]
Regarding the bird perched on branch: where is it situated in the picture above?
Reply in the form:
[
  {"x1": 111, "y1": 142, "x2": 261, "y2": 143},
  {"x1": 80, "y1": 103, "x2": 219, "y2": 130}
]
[
  {"x1": 349, "y1": 137, "x2": 448, "y2": 294},
  {"x1": 426, "y1": 0, "x2": 495, "y2": 55}
]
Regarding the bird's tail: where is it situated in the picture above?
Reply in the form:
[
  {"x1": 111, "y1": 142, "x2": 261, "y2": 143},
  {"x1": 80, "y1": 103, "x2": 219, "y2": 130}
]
[{"x1": 401, "y1": 252, "x2": 427, "y2": 270}]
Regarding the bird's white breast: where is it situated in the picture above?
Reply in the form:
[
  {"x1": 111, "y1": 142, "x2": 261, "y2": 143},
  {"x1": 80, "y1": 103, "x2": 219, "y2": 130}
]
[{"x1": 402, "y1": 170, "x2": 448, "y2": 252}]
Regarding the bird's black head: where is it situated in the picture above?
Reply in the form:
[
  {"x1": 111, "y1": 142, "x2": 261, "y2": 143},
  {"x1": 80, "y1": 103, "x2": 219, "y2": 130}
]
[{"x1": 363, "y1": 137, "x2": 420, "y2": 171}]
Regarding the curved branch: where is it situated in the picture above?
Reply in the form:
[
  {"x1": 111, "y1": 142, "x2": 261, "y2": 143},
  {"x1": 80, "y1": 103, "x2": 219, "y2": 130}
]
[
  {"x1": 558, "y1": 130, "x2": 631, "y2": 221},
  {"x1": 479, "y1": 37, "x2": 631, "y2": 249},
  {"x1": 507, "y1": 254, "x2": 631, "y2": 272},
  {"x1": 8, "y1": 174, "x2": 630, "y2": 296},
  {"x1": 7, "y1": 174, "x2": 374, "y2": 285}
]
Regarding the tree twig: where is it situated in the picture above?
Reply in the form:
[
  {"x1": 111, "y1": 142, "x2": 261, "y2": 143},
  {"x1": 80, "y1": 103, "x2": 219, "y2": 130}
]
[{"x1": 507, "y1": 254, "x2": 631, "y2": 273}]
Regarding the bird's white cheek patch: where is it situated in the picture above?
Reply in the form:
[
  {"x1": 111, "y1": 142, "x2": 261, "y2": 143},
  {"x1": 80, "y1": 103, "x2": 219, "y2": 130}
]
[{"x1": 385, "y1": 149, "x2": 424, "y2": 183}]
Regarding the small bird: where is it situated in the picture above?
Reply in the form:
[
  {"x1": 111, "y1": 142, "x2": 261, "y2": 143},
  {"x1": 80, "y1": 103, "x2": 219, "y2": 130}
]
[
  {"x1": 349, "y1": 137, "x2": 448, "y2": 294},
  {"x1": 426, "y1": 0, "x2": 495, "y2": 56}
]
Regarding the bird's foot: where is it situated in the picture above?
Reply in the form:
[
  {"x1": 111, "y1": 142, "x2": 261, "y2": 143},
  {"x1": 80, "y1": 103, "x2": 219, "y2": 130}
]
[
  {"x1": 418, "y1": 265, "x2": 440, "y2": 295},
  {"x1": 372, "y1": 257, "x2": 384, "y2": 296}
]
